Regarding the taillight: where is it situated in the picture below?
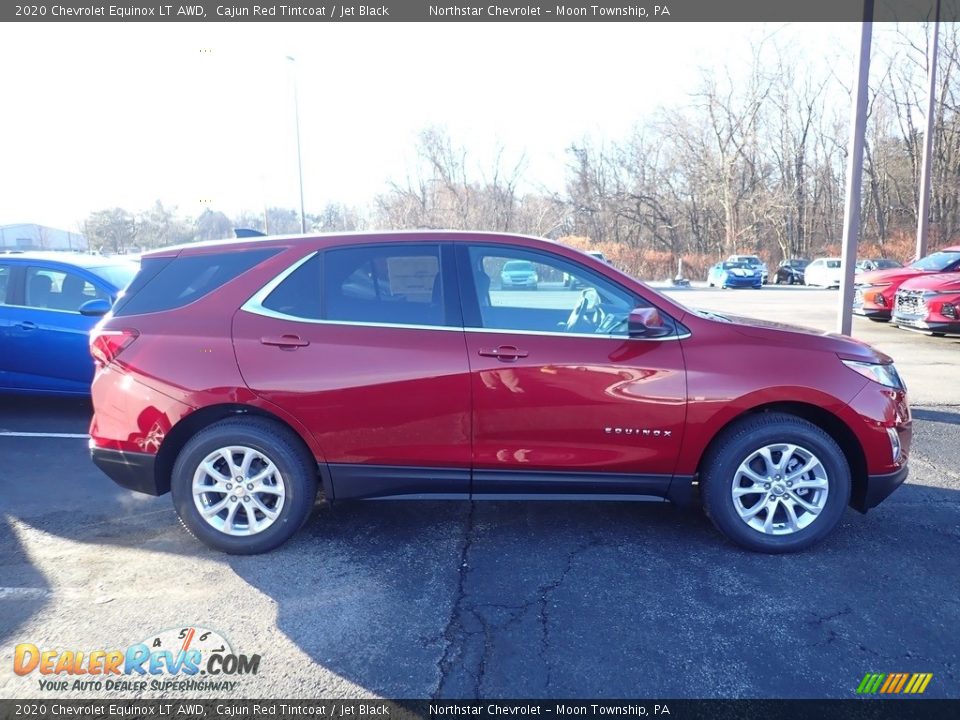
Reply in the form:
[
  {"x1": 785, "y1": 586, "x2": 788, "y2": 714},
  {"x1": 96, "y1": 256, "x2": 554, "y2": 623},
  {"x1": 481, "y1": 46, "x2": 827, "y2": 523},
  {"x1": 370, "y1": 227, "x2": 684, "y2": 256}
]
[{"x1": 90, "y1": 329, "x2": 139, "y2": 368}]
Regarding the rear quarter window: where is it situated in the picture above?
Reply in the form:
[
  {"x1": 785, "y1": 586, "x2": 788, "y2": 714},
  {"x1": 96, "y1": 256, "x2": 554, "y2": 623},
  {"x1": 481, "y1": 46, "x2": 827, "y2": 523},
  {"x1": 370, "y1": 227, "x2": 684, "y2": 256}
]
[{"x1": 113, "y1": 248, "x2": 279, "y2": 316}]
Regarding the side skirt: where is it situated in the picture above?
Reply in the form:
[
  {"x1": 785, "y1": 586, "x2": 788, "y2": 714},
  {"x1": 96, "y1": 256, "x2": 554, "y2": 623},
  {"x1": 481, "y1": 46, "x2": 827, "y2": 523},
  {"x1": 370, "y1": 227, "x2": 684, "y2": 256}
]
[{"x1": 325, "y1": 463, "x2": 695, "y2": 506}]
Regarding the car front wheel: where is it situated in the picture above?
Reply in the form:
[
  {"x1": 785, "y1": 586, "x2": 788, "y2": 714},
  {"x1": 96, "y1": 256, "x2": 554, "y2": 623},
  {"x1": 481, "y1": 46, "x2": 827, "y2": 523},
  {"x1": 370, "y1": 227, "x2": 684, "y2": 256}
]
[
  {"x1": 171, "y1": 417, "x2": 318, "y2": 554},
  {"x1": 701, "y1": 413, "x2": 851, "y2": 553}
]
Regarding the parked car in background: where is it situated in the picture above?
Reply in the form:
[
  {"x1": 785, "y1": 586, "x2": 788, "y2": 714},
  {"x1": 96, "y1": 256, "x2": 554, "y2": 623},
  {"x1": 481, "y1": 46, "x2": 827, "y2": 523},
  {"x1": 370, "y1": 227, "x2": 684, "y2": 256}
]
[
  {"x1": 500, "y1": 259, "x2": 539, "y2": 290},
  {"x1": 774, "y1": 258, "x2": 810, "y2": 285},
  {"x1": 0, "y1": 253, "x2": 138, "y2": 395},
  {"x1": 856, "y1": 258, "x2": 902, "y2": 273},
  {"x1": 87, "y1": 231, "x2": 911, "y2": 555},
  {"x1": 854, "y1": 246, "x2": 960, "y2": 322},
  {"x1": 804, "y1": 258, "x2": 843, "y2": 288},
  {"x1": 892, "y1": 272, "x2": 960, "y2": 336},
  {"x1": 708, "y1": 260, "x2": 762, "y2": 289},
  {"x1": 727, "y1": 255, "x2": 768, "y2": 284}
]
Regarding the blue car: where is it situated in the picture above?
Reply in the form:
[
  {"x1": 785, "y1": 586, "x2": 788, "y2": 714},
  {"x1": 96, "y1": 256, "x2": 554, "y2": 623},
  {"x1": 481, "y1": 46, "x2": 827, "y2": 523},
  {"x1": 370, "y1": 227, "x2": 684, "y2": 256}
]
[
  {"x1": 707, "y1": 261, "x2": 762, "y2": 289},
  {"x1": 0, "y1": 252, "x2": 138, "y2": 395}
]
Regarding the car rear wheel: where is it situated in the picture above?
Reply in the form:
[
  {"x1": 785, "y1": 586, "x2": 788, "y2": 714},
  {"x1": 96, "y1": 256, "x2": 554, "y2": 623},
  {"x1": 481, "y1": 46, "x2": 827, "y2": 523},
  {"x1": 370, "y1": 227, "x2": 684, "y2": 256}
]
[
  {"x1": 701, "y1": 413, "x2": 850, "y2": 553},
  {"x1": 171, "y1": 417, "x2": 318, "y2": 554}
]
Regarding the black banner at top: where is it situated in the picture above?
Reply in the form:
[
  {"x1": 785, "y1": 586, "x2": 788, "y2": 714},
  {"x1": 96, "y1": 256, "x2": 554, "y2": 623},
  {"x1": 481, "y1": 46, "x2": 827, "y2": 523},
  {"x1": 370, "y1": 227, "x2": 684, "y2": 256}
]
[{"x1": 2, "y1": 0, "x2": 959, "y2": 23}]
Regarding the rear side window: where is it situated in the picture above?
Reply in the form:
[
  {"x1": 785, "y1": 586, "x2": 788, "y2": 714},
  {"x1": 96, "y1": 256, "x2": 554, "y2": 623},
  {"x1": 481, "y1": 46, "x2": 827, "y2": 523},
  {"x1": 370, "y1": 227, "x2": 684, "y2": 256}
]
[
  {"x1": 259, "y1": 244, "x2": 449, "y2": 328},
  {"x1": 0, "y1": 265, "x2": 9, "y2": 304},
  {"x1": 114, "y1": 249, "x2": 279, "y2": 316},
  {"x1": 324, "y1": 245, "x2": 445, "y2": 326}
]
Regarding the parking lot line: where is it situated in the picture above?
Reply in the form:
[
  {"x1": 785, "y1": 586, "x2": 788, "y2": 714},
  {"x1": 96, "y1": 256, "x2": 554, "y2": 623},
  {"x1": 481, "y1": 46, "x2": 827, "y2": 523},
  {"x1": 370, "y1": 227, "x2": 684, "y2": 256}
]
[{"x1": 0, "y1": 431, "x2": 89, "y2": 438}]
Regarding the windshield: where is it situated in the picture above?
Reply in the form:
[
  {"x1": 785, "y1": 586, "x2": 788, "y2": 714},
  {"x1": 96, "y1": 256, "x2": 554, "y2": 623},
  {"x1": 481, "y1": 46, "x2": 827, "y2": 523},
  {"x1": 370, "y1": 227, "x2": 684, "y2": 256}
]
[
  {"x1": 89, "y1": 263, "x2": 139, "y2": 290},
  {"x1": 503, "y1": 261, "x2": 534, "y2": 272},
  {"x1": 911, "y1": 250, "x2": 960, "y2": 272},
  {"x1": 722, "y1": 262, "x2": 750, "y2": 270}
]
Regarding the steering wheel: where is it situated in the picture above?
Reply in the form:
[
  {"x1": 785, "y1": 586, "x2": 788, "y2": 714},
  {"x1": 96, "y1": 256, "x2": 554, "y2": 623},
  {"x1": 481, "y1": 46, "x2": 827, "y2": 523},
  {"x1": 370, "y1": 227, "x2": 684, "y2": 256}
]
[{"x1": 564, "y1": 288, "x2": 605, "y2": 332}]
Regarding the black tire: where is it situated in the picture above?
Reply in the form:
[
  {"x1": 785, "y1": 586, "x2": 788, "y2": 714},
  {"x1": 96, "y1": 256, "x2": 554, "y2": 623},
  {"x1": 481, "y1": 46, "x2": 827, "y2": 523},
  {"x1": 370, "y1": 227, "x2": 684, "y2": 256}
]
[
  {"x1": 701, "y1": 413, "x2": 851, "y2": 553},
  {"x1": 867, "y1": 317, "x2": 889, "y2": 323},
  {"x1": 171, "y1": 417, "x2": 318, "y2": 554}
]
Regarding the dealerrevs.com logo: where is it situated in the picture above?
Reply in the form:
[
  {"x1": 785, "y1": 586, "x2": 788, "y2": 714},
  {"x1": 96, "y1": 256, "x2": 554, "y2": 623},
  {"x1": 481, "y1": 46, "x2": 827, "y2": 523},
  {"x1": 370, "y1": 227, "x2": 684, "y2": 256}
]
[{"x1": 14, "y1": 626, "x2": 260, "y2": 693}]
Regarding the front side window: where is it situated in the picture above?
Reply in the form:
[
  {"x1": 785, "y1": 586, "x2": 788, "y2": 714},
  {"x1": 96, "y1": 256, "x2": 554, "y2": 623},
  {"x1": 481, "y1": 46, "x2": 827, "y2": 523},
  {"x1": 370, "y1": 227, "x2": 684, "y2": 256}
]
[
  {"x1": 24, "y1": 266, "x2": 108, "y2": 311},
  {"x1": 260, "y1": 244, "x2": 449, "y2": 328},
  {"x1": 466, "y1": 246, "x2": 640, "y2": 337}
]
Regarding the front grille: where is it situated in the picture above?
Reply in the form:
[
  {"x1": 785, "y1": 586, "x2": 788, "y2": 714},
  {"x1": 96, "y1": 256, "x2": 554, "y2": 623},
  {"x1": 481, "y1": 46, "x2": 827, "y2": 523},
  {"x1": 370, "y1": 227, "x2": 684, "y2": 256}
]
[{"x1": 895, "y1": 289, "x2": 926, "y2": 318}]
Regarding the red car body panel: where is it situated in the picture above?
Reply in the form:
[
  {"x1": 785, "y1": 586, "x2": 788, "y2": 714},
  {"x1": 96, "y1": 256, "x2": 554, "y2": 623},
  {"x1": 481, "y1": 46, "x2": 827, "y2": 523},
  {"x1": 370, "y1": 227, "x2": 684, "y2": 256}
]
[
  {"x1": 88, "y1": 231, "x2": 911, "y2": 514},
  {"x1": 854, "y1": 245, "x2": 960, "y2": 319}
]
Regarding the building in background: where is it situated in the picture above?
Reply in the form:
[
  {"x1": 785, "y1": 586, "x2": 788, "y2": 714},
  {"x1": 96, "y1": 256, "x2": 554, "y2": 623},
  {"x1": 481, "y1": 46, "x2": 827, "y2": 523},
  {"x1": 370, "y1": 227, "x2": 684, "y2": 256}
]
[{"x1": 0, "y1": 223, "x2": 88, "y2": 251}]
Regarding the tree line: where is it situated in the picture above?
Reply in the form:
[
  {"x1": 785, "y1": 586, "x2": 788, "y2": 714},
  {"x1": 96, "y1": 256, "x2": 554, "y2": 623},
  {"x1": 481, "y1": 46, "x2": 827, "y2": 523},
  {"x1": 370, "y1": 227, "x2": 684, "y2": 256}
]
[{"x1": 82, "y1": 24, "x2": 960, "y2": 280}]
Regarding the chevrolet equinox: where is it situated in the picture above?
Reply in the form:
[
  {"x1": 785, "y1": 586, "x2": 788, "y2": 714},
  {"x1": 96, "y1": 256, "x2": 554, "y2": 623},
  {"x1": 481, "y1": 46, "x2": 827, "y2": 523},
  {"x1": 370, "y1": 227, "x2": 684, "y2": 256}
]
[{"x1": 88, "y1": 232, "x2": 911, "y2": 554}]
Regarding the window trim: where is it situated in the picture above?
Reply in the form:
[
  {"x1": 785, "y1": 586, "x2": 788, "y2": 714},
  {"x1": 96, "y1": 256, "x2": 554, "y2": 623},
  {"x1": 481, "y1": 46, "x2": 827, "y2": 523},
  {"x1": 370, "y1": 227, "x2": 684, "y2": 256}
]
[
  {"x1": 454, "y1": 244, "x2": 687, "y2": 341},
  {"x1": 241, "y1": 243, "x2": 463, "y2": 331},
  {"x1": 241, "y1": 243, "x2": 690, "y2": 341}
]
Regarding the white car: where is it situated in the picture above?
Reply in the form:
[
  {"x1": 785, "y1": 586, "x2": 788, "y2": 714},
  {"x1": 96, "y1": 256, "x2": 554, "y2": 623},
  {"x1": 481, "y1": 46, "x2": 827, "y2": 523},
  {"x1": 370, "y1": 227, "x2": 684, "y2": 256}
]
[{"x1": 804, "y1": 258, "x2": 843, "y2": 288}]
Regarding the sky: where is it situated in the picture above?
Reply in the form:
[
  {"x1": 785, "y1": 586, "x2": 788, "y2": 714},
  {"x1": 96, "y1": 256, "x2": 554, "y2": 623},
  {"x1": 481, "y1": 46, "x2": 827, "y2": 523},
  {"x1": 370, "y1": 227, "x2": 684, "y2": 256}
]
[{"x1": 0, "y1": 22, "x2": 862, "y2": 232}]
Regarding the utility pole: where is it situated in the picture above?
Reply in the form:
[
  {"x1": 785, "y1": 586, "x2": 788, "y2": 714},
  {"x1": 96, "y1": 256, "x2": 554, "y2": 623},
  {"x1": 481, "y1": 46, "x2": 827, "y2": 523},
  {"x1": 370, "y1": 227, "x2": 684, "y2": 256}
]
[
  {"x1": 287, "y1": 55, "x2": 307, "y2": 234},
  {"x1": 916, "y1": 0, "x2": 941, "y2": 260},
  {"x1": 837, "y1": 1, "x2": 874, "y2": 336}
]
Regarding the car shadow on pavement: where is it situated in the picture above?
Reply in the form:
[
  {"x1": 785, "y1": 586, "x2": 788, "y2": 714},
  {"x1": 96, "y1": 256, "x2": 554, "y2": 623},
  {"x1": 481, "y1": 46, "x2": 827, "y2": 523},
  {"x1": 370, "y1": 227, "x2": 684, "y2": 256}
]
[
  {"x1": 0, "y1": 515, "x2": 52, "y2": 643},
  {"x1": 911, "y1": 407, "x2": 960, "y2": 426},
  {"x1": 225, "y1": 484, "x2": 960, "y2": 699}
]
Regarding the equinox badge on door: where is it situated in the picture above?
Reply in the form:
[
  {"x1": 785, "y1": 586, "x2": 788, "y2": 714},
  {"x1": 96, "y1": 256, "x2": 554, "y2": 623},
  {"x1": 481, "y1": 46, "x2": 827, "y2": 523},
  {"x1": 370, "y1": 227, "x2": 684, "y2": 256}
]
[{"x1": 605, "y1": 427, "x2": 672, "y2": 438}]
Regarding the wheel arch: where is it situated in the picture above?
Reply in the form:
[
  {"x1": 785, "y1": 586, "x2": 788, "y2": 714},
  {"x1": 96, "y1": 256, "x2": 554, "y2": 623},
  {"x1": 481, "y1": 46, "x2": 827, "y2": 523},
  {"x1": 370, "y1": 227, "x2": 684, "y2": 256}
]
[
  {"x1": 693, "y1": 401, "x2": 868, "y2": 509},
  {"x1": 154, "y1": 403, "x2": 326, "y2": 497}
]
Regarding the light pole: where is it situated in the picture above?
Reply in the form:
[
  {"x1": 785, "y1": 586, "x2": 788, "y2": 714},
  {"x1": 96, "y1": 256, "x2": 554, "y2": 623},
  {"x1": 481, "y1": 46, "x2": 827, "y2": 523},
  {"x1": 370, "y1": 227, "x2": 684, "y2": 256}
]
[
  {"x1": 916, "y1": 0, "x2": 941, "y2": 260},
  {"x1": 287, "y1": 55, "x2": 307, "y2": 234}
]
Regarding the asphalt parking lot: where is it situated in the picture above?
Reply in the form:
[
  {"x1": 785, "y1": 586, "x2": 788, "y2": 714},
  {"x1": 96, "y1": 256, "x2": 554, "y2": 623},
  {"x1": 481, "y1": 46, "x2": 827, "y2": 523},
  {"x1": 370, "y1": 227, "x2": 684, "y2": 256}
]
[{"x1": 1, "y1": 286, "x2": 958, "y2": 700}]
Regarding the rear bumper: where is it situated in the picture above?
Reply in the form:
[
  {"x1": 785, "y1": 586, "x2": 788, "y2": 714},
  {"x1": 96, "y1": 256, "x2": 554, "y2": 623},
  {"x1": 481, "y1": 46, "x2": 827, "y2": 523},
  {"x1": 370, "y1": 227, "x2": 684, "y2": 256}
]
[
  {"x1": 91, "y1": 447, "x2": 162, "y2": 495},
  {"x1": 852, "y1": 465, "x2": 909, "y2": 513}
]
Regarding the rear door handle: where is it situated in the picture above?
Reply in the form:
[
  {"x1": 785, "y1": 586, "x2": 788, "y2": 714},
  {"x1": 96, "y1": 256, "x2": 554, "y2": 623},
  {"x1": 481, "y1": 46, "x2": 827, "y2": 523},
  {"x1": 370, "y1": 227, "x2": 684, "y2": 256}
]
[
  {"x1": 16, "y1": 321, "x2": 37, "y2": 331},
  {"x1": 478, "y1": 345, "x2": 529, "y2": 361},
  {"x1": 260, "y1": 334, "x2": 310, "y2": 349}
]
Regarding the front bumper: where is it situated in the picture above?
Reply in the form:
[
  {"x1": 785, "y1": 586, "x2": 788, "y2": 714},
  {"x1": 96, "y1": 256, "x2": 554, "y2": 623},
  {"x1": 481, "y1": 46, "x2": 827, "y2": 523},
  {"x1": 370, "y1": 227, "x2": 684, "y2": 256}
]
[
  {"x1": 852, "y1": 465, "x2": 909, "y2": 513},
  {"x1": 91, "y1": 446, "x2": 162, "y2": 495},
  {"x1": 893, "y1": 315, "x2": 959, "y2": 333},
  {"x1": 853, "y1": 306, "x2": 892, "y2": 319}
]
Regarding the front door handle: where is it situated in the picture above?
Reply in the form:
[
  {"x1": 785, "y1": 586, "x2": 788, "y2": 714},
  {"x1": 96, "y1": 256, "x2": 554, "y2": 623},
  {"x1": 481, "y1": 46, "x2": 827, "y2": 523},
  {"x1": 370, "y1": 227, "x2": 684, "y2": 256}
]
[
  {"x1": 16, "y1": 321, "x2": 37, "y2": 331},
  {"x1": 478, "y1": 345, "x2": 529, "y2": 361},
  {"x1": 260, "y1": 334, "x2": 310, "y2": 349}
]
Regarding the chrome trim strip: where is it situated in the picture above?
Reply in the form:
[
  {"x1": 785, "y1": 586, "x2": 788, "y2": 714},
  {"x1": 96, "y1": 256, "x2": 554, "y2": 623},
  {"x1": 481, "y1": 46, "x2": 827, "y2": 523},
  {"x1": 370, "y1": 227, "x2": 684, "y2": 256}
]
[
  {"x1": 241, "y1": 252, "x2": 689, "y2": 341},
  {"x1": 241, "y1": 251, "x2": 318, "y2": 312}
]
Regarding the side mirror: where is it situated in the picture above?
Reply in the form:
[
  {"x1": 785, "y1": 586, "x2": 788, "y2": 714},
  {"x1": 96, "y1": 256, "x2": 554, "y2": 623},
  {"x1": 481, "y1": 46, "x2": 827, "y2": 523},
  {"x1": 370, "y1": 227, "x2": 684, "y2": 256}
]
[
  {"x1": 79, "y1": 298, "x2": 111, "y2": 317},
  {"x1": 628, "y1": 307, "x2": 664, "y2": 338}
]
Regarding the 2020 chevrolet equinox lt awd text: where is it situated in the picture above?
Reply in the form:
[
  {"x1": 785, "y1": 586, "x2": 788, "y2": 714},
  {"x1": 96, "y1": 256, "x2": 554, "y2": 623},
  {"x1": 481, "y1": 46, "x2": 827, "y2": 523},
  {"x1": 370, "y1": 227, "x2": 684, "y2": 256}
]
[{"x1": 88, "y1": 232, "x2": 911, "y2": 554}]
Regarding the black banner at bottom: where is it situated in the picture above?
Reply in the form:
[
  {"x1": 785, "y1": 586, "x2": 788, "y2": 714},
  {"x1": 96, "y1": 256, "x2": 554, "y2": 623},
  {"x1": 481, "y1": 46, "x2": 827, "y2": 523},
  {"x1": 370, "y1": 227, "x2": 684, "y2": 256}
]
[{"x1": 1, "y1": 700, "x2": 958, "y2": 720}]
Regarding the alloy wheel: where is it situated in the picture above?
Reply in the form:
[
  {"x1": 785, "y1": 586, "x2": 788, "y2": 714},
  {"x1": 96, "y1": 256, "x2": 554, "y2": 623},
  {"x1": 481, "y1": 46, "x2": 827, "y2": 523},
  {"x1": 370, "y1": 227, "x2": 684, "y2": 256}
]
[
  {"x1": 731, "y1": 443, "x2": 829, "y2": 535},
  {"x1": 192, "y1": 445, "x2": 286, "y2": 536}
]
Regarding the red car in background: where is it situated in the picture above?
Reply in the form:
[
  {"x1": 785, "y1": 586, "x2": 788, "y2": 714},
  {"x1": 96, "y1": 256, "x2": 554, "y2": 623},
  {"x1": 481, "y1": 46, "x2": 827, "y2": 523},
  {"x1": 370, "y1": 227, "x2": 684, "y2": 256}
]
[
  {"x1": 854, "y1": 246, "x2": 960, "y2": 321},
  {"x1": 892, "y1": 272, "x2": 960, "y2": 336},
  {"x1": 88, "y1": 231, "x2": 911, "y2": 555}
]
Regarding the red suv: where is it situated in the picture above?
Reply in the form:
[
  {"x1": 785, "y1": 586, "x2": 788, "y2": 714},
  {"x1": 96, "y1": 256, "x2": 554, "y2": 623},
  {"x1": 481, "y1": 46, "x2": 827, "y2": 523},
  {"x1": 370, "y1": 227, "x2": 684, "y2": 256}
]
[
  {"x1": 854, "y1": 245, "x2": 960, "y2": 321},
  {"x1": 89, "y1": 232, "x2": 911, "y2": 554}
]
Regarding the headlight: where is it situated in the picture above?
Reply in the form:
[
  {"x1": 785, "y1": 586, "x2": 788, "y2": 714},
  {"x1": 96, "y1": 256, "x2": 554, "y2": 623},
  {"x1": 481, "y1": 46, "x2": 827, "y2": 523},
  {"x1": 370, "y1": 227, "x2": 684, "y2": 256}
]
[{"x1": 842, "y1": 360, "x2": 905, "y2": 390}]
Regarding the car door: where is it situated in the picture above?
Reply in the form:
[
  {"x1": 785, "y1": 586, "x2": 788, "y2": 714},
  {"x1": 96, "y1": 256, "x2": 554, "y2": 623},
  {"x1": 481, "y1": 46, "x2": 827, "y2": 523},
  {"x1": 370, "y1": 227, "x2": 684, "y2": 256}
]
[
  {"x1": 456, "y1": 243, "x2": 688, "y2": 498},
  {"x1": 3, "y1": 263, "x2": 112, "y2": 393},
  {"x1": 233, "y1": 242, "x2": 473, "y2": 499}
]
